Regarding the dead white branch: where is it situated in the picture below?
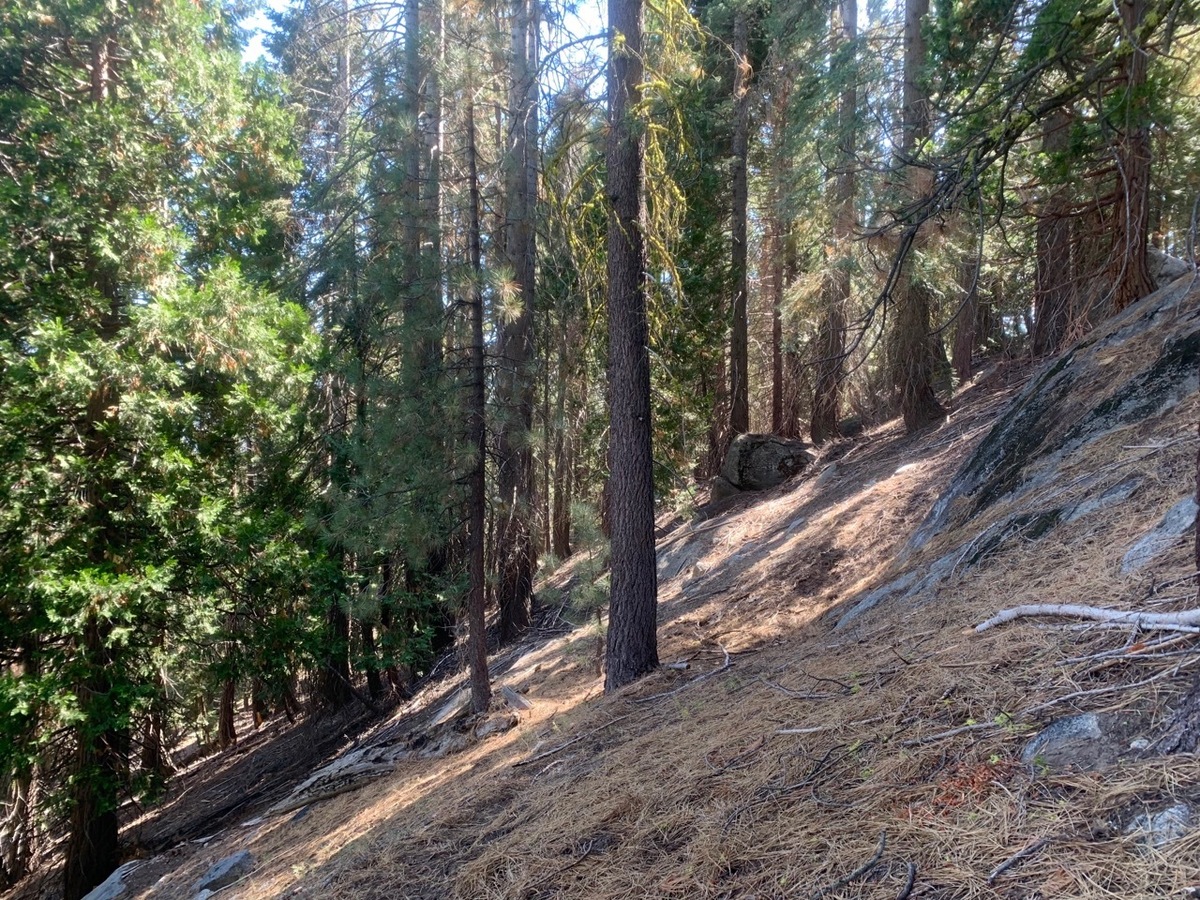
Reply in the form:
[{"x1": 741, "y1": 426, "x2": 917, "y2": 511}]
[{"x1": 975, "y1": 604, "x2": 1200, "y2": 634}]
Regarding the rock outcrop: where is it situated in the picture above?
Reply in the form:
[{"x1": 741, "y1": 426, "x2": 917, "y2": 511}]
[
  {"x1": 911, "y1": 272, "x2": 1200, "y2": 554},
  {"x1": 192, "y1": 851, "x2": 254, "y2": 896},
  {"x1": 833, "y1": 272, "x2": 1200, "y2": 632}
]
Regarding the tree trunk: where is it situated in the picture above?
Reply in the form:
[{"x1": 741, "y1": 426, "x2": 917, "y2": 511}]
[
  {"x1": 361, "y1": 622, "x2": 384, "y2": 700},
  {"x1": 403, "y1": 0, "x2": 422, "y2": 288},
  {"x1": 218, "y1": 677, "x2": 237, "y2": 750},
  {"x1": 767, "y1": 45, "x2": 791, "y2": 436},
  {"x1": 729, "y1": 11, "x2": 751, "y2": 439},
  {"x1": 952, "y1": 251, "x2": 980, "y2": 382},
  {"x1": 778, "y1": 238, "x2": 804, "y2": 439},
  {"x1": 251, "y1": 679, "x2": 270, "y2": 727},
  {"x1": 552, "y1": 432, "x2": 573, "y2": 559},
  {"x1": 891, "y1": 0, "x2": 947, "y2": 433},
  {"x1": 770, "y1": 248, "x2": 784, "y2": 433},
  {"x1": 423, "y1": 0, "x2": 443, "y2": 301},
  {"x1": 1032, "y1": 107, "x2": 1075, "y2": 355},
  {"x1": 0, "y1": 765, "x2": 34, "y2": 889},
  {"x1": 811, "y1": 0, "x2": 856, "y2": 444},
  {"x1": 65, "y1": 50, "x2": 126, "y2": 892},
  {"x1": 466, "y1": 93, "x2": 493, "y2": 714},
  {"x1": 63, "y1": 621, "x2": 123, "y2": 900},
  {"x1": 699, "y1": 345, "x2": 729, "y2": 479},
  {"x1": 1, "y1": 642, "x2": 39, "y2": 888},
  {"x1": 605, "y1": 0, "x2": 659, "y2": 691},
  {"x1": 319, "y1": 591, "x2": 353, "y2": 709},
  {"x1": 1109, "y1": 0, "x2": 1155, "y2": 312},
  {"x1": 551, "y1": 333, "x2": 573, "y2": 559},
  {"x1": 496, "y1": 0, "x2": 539, "y2": 643},
  {"x1": 139, "y1": 689, "x2": 171, "y2": 793}
]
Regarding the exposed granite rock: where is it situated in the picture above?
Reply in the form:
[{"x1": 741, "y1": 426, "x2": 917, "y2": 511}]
[{"x1": 193, "y1": 850, "x2": 254, "y2": 895}]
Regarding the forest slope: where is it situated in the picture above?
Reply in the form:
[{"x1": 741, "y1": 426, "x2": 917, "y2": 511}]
[{"x1": 94, "y1": 275, "x2": 1200, "y2": 898}]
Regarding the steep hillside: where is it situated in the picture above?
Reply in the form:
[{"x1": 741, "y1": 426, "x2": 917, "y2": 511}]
[{"x1": 75, "y1": 276, "x2": 1200, "y2": 899}]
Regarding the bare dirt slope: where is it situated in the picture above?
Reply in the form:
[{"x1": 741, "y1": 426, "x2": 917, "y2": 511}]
[{"x1": 60, "y1": 276, "x2": 1200, "y2": 899}]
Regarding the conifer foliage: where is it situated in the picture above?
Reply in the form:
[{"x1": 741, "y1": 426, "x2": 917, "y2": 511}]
[{"x1": 0, "y1": 3, "x2": 307, "y2": 894}]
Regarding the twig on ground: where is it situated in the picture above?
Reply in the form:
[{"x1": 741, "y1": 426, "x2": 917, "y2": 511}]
[
  {"x1": 953, "y1": 520, "x2": 1012, "y2": 577},
  {"x1": 760, "y1": 678, "x2": 840, "y2": 700},
  {"x1": 532, "y1": 758, "x2": 565, "y2": 781},
  {"x1": 1145, "y1": 593, "x2": 1196, "y2": 607},
  {"x1": 811, "y1": 830, "x2": 887, "y2": 899},
  {"x1": 1048, "y1": 621, "x2": 1200, "y2": 635},
  {"x1": 896, "y1": 861, "x2": 917, "y2": 900},
  {"x1": 1123, "y1": 436, "x2": 1195, "y2": 452},
  {"x1": 724, "y1": 743, "x2": 849, "y2": 833},
  {"x1": 1084, "y1": 646, "x2": 1200, "y2": 676},
  {"x1": 656, "y1": 516, "x2": 728, "y2": 550},
  {"x1": 901, "y1": 720, "x2": 1001, "y2": 747},
  {"x1": 1151, "y1": 571, "x2": 1200, "y2": 592},
  {"x1": 976, "y1": 603, "x2": 1200, "y2": 634},
  {"x1": 795, "y1": 667, "x2": 855, "y2": 690},
  {"x1": 777, "y1": 715, "x2": 888, "y2": 737},
  {"x1": 633, "y1": 645, "x2": 732, "y2": 704},
  {"x1": 903, "y1": 660, "x2": 1195, "y2": 745},
  {"x1": 776, "y1": 724, "x2": 838, "y2": 736},
  {"x1": 1021, "y1": 663, "x2": 1189, "y2": 716},
  {"x1": 705, "y1": 734, "x2": 767, "y2": 773},
  {"x1": 1060, "y1": 631, "x2": 1192, "y2": 665},
  {"x1": 512, "y1": 714, "x2": 634, "y2": 768},
  {"x1": 986, "y1": 836, "x2": 1051, "y2": 884}
]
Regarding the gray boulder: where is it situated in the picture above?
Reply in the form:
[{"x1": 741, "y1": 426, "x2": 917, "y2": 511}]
[
  {"x1": 1148, "y1": 246, "x2": 1192, "y2": 289},
  {"x1": 193, "y1": 850, "x2": 255, "y2": 895},
  {"x1": 720, "y1": 434, "x2": 813, "y2": 493},
  {"x1": 1124, "y1": 802, "x2": 1195, "y2": 849},
  {"x1": 82, "y1": 862, "x2": 142, "y2": 900},
  {"x1": 1022, "y1": 713, "x2": 1104, "y2": 770},
  {"x1": 709, "y1": 474, "x2": 741, "y2": 503},
  {"x1": 1021, "y1": 712, "x2": 1148, "y2": 772}
]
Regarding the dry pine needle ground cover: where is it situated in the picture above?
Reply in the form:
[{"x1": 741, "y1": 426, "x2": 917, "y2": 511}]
[{"x1": 129, "y1": 360, "x2": 1200, "y2": 900}]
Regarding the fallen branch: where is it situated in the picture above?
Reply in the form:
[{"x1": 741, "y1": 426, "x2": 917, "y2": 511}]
[
  {"x1": 776, "y1": 724, "x2": 838, "y2": 736},
  {"x1": 1152, "y1": 571, "x2": 1200, "y2": 592},
  {"x1": 269, "y1": 761, "x2": 395, "y2": 815},
  {"x1": 500, "y1": 685, "x2": 534, "y2": 711},
  {"x1": 1020, "y1": 664, "x2": 1186, "y2": 716},
  {"x1": 901, "y1": 720, "x2": 1000, "y2": 747},
  {"x1": 812, "y1": 830, "x2": 887, "y2": 899},
  {"x1": 633, "y1": 645, "x2": 732, "y2": 704},
  {"x1": 760, "y1": 678, "x2": 840, "y2": 701},
  {"x1": 976, "y1": 604, "x2": 1200, "y2": 634},
  {"x1": 777, "y1": 715, "x2": 888, "y2": 737},
  {"x1": 986, "y1": 836, "x2": 1050, "y2": 884},
  {"x1": 512, "y1": 714, "x2": 633, "y2": 768},
  {"x1": 1061, "y1": 631, "x2": 1194, "y2": 665}
]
